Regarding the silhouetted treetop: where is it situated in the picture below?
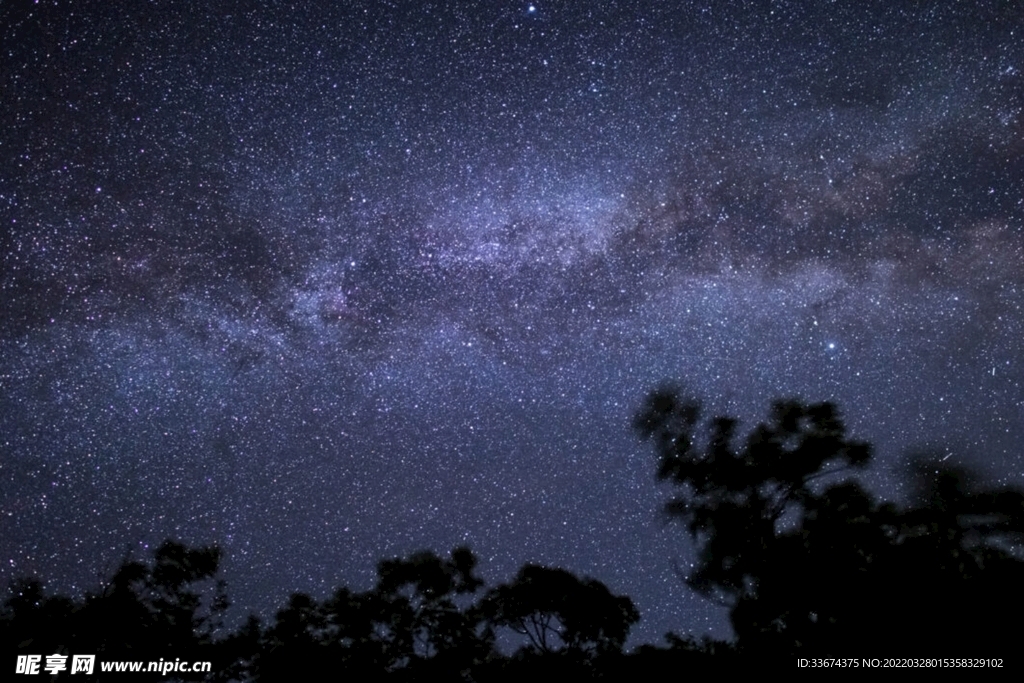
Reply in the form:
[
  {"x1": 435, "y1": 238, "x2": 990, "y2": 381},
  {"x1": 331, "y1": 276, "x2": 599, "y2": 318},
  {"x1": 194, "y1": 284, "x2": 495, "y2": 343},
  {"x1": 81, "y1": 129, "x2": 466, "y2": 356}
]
[
  {"x1": 635, "y1": 388, "x2": 871, "y2": 604},
  {"x1": 479, "y1": 564, "x2": 639, "y2": 658},
  {"x1": 1, "y1": 540, "x2": 228, "y2": 680},
  {"x1": 376, "y1": 545, "x2": 483, "y2": 599},
  {"x1": 6, "y1": 388, "x2": 1022, "y2": 673},
  {"x1": 635, "y1": 385, "x2": 1024, "y2": 657}
]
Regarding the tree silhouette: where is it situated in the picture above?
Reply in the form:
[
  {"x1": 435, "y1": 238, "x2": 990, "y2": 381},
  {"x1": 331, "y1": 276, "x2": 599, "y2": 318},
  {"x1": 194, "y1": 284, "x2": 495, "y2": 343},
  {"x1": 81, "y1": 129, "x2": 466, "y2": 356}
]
[
  {"x1": 4, "y1": 541, "x2": 645, "y2": 680},
  {"x1": 1, "y1": 540, "x2": 227, "y2": 680},
  {"x1": 479, "y1": 564, "x2": 638, "y2": 660},
  {"x1": 254, "y1": 547, "x2": 493, "y2": 681},
  {"x1": 367, "y1": 546, "x2": 493, "y2": 679},
  {"x1": 635, "y1": 386, "x2": 1024, "y2": 657},
  {"x1": 7, "y1": 388, "x2": 1022, "y2": 674}
]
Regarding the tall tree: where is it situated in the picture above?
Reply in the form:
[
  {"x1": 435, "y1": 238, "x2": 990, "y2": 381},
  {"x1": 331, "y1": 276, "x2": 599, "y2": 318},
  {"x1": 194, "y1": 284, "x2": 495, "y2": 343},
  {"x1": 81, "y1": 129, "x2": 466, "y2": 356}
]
[{"x1": 635, "y1": 387, "x2": 1024, "y2": 656}]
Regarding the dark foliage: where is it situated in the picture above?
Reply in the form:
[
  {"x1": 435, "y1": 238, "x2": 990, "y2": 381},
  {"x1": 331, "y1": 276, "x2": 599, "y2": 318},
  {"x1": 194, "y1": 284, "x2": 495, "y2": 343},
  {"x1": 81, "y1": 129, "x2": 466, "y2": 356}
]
[
  {"x1": 255, "y1": 546, "x2": 497, "y2": 681},
  {"x1": 478, "y1": 564, "x2": 639, "y2": 658},
  {"x1": 4, "y1": 543, "x2": 639, "y2": 681},
  {"x1": 635, "y1": 387, "x2": 1024, "y2": 659},
  {"x1": 5, "y1": 389, "x2": 1022, "y2": 676},
  {"x1": 1, "y1": 540, "x2": 227, "y2": 680}
]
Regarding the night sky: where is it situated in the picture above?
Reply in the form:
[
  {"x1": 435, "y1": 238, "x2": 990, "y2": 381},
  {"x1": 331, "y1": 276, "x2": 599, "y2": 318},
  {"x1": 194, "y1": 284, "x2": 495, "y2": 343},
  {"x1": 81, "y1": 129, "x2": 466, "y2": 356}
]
[{"x1": 2, "y1": 1, "x2": 1022, "y2": 645}]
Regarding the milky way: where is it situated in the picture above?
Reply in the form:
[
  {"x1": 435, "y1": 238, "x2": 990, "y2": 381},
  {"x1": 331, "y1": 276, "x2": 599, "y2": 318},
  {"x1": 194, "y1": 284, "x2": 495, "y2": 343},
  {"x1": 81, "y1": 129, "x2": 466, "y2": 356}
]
[{"x1": 2, "y1": 1, "x2": 1023, "y2": 643}]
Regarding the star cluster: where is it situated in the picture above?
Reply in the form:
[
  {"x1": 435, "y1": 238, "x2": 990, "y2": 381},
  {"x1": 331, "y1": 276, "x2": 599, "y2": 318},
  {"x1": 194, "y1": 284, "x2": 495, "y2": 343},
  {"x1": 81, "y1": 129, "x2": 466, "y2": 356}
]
[{"x1": 2, "y1": 1, "x2": 1022, "y2": 643}]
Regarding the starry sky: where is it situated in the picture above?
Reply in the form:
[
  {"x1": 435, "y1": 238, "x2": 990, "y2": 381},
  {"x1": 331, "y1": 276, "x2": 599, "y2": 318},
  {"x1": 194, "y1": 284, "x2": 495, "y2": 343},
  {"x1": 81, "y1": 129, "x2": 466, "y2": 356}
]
[{"x1": 2, "y1": 0, "x2": 1022, "y2": 644}]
